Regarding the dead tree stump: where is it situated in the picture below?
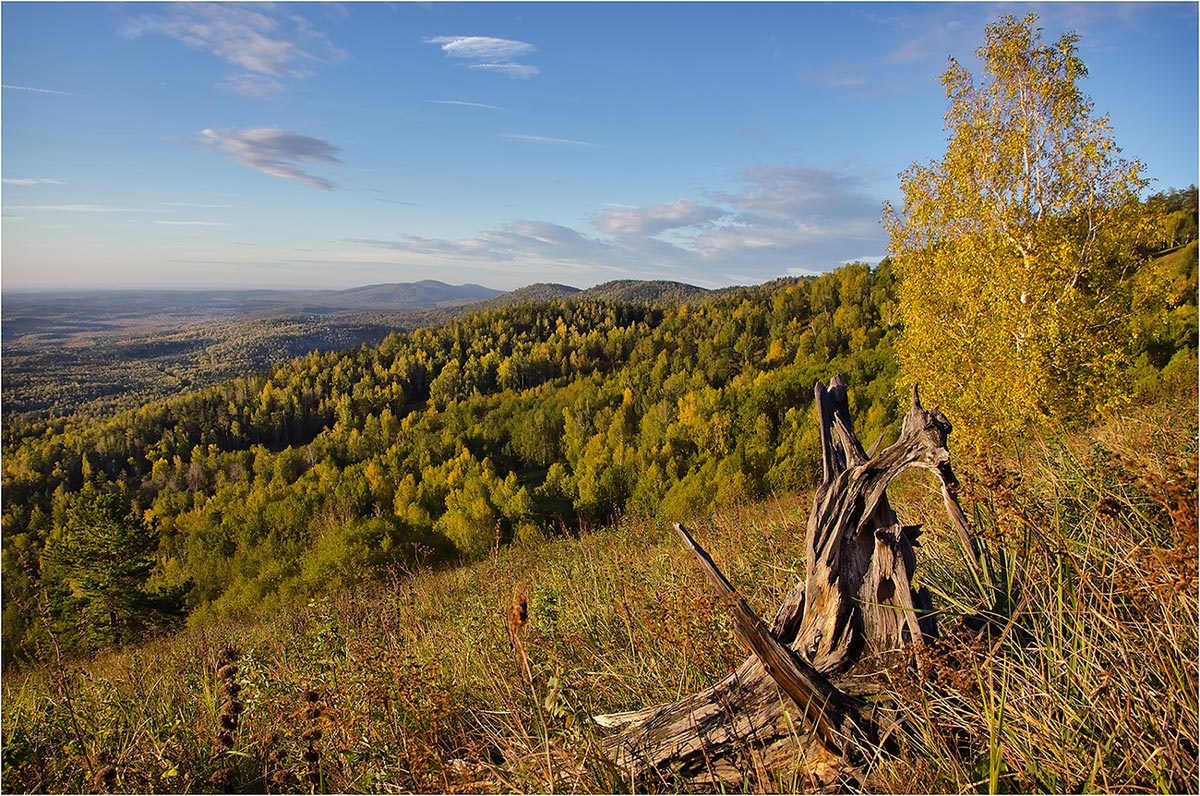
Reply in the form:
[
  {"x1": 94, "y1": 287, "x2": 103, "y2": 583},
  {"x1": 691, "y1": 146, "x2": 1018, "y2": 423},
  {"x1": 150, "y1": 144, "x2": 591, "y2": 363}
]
[{"x1": 595, "y1": 375, "x2": 982, "y2": 788}]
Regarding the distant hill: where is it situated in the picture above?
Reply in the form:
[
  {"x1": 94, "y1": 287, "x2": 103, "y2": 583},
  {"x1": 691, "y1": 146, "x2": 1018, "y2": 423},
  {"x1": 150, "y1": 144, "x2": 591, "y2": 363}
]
[
  {"x1": 486, "y1": 279, "x2": 713, "y2": 308},
  {"x1": 484, "y1": 283, "x2": 582, "y2": 307},
  {"x1": 327, "y1": 281, "x2": 503, "y2": 310},
  {"x1": 1, "y1": 281, "x2": 503, "y2": 332},
  {"x1": 577, "y1": 279, "x2": 712, "y2": 305}
]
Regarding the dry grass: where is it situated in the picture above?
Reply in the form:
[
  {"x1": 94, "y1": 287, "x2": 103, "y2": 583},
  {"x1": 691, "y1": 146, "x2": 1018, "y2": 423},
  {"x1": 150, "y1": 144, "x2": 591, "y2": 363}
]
[
  {"x1": 3, "y1": 396, "x2": 1196, "y2": 793},
  {"x1": 871, "y1": 394, "x2": 1199, "y2": 794}
]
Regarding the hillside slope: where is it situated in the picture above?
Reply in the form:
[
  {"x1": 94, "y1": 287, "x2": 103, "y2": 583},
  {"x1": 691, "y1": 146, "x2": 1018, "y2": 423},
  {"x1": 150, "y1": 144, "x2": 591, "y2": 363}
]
[{"x1": 2, "y1": 395, "x2": 1194, "y2": 793}]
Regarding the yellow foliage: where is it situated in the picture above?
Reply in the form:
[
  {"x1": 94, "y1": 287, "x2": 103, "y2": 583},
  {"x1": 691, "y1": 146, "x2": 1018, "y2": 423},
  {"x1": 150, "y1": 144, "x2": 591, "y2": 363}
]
[{"x1": 884, "y1": 14, "x2": 1147, "y2": 447}]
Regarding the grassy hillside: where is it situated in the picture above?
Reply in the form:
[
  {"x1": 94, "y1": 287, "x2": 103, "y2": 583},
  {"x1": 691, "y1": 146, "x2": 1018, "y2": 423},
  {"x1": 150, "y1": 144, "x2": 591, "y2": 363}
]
[
  {"x1": 2, "y1": 227, "x2": 1195, "y2": 790},
  {"x1": 2, "y1": 393, "x2": 1195, "y2": 793}
]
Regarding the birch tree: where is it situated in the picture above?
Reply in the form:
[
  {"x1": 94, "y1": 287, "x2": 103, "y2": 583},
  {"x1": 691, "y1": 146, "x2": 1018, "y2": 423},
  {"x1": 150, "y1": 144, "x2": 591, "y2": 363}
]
[{"x1": 884, "y1": 14, "x2": 1148, "y2": 443}]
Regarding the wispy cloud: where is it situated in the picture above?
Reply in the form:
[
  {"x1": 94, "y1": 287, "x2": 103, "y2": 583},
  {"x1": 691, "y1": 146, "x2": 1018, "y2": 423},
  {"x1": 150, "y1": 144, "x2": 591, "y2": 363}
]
[
  {"x1": 2, "y1": 178, "x2": 64, "y2": 186},
  {"x1": 8, "y1": 204, "x2": 150, "y2": 213},
  {"x1": 691, "y1": 165, "x2": 886, "y2": 266},
  {"x1": 424, "y1": 35, "x2": 539, "y2": 78},
  {"x1": 198, "y1": 127, "x2": 343, "y2": 190},
  {"x1": 796, "y1": 64, "x2": 868, "y2": 90},
  {"x1": 594, "y1": 199, "x2": 726, "y2": 237},
  {"x1": 353, "y1": 219, "x2": 629, "y2": 268},
  {"x1": 2, "y1": 84, "x2": 76, "y2": 96},
  {"x1": 467, "y1": 63, "x2": 538, "y2": 78},
  {"x1": 151, "y1": 220, "x2": 228, "y2": 226},
  {"x1": 499, "y1": 133, "x2": 600, "y2": 147},
  {"x1": 122, "y1": 5, "x2": 345, "y2": 95},
  {"x1": 427, "y1": 99, "x2": 506, "y2": 111},
  {"x1": 219, "y1": 73, "x2": 285, "y2": 97},
  {"x1": 343, "y1": 162, "x2": 888, "y2": 284},
  {"x1": 425, "y1": 35, "x2": 534, "y2": 61}
]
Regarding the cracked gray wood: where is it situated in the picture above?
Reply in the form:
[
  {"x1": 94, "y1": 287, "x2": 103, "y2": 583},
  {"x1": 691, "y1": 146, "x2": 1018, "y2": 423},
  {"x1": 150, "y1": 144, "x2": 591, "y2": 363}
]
[{"x1": 595, "y1": 375, "x2": 981, "y2": 787}]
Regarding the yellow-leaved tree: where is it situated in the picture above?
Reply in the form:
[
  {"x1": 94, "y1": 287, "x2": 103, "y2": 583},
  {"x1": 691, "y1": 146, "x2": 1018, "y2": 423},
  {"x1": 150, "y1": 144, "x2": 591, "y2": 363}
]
[{"x1": 883, "y1": 14, "x2": 1148, "y2": 446}]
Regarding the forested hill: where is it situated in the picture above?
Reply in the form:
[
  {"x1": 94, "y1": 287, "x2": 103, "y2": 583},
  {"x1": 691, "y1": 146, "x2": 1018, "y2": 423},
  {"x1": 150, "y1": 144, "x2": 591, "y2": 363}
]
[
  {"x1": 1, "y1": 280, "x2": 502, "y2": 421},
  {"x1": 1, "y1": 263, "x2": 904, "y2": 664},
  {"x1": 2, "y1": 279, "x2": 706, "y2": 422},
  {"x1": 3, "y1": 244, "x2": 1195, "y2": 667},
  {"x1": 482, "y1": 279, "x2": 717, "y2": 308}
]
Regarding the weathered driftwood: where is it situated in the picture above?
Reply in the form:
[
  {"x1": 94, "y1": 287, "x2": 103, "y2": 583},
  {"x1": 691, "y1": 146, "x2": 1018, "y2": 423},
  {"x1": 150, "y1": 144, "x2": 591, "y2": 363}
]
[{"x1": 595, "y1": 375, "x2": 980, "y2": 787}]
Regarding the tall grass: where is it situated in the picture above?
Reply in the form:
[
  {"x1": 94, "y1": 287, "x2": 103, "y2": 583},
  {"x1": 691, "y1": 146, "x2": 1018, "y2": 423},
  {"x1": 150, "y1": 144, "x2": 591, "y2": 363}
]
[
  {"x1": 3, "y1": 396, "x2": 1195, "y2": 793},
  {"x1": 873, "y1": 395, "x2": 1198, "y2": 793},
  {"x1": 2, "y1": 496, "x2": 807, "y2": 793}
]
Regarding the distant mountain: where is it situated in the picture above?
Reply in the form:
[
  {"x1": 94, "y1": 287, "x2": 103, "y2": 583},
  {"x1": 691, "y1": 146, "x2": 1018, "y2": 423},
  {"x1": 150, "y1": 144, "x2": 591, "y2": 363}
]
[
  {"x1": 329, "y1": 281, "x2": 503, "y2": 309},
  {"x1": 2, "y1": 281, "x2": 505, "y2": 331}
]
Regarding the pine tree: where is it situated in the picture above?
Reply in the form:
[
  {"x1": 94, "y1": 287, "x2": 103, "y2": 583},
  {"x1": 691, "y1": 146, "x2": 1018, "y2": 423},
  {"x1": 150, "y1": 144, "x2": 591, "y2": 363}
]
[{"x1": 44, "y1": 491, "x2": 171, "y2": 649}]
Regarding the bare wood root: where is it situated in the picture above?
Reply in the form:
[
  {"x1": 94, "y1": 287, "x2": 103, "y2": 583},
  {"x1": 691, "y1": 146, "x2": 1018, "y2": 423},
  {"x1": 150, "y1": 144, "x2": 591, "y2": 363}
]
[{"x1": 595, "y1": 376, "x2": 982, "y2": 787}]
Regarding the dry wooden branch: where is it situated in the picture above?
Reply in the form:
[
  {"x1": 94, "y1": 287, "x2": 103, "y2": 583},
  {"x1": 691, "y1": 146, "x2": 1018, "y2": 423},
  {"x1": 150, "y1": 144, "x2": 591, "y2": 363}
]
[
  {"x1": 595, "y1": 376, "x2": 982, "y2": 787},
  {"x1": 672, "y1": 521, "x2": 884, "y2": 766}
]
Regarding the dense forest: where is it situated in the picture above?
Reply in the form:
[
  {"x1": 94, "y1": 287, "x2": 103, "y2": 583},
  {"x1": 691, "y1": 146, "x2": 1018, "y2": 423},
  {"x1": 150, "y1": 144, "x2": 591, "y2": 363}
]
[
  {"x1": 2, "y1": 185, "x2": 1195, "y2": 668},
  {"x1": 0, "y1": 263, "x2": 897, "y2": 663}
]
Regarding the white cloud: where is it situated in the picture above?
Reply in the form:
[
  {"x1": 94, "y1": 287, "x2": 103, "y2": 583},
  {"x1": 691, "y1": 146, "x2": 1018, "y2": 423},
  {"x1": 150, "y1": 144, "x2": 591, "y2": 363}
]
[
  {"x1": 425, "y1": 35, "x2": 535, "y2": 61},
  {"x1": 151, "y1": 220, "x2": 228, "y2": 226},
  {"x1": 594, "y1": 199, "x2": 726, "y2": 237},
  {"x1": 424, "y1": 35, "x2": 539, "y2": 77},
  {"x1": 198, "y1": 127, "x2": 342, "y2": 190},
  {"x1": 2, "y1": 178, "x2": 64, "y2": 186},
  {"x1": 499, "y1": 133, "x2": 600, "y2": 147},
  {"x1": 122, "y1": 5, "x2": 344, "y2": 92}
]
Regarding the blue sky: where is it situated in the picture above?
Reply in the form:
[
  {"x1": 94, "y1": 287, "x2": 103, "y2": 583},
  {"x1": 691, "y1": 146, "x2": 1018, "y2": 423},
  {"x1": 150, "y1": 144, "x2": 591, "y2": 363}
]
[{"x1": 2, "y1": 2, "x2": 1196, "y2": 291}]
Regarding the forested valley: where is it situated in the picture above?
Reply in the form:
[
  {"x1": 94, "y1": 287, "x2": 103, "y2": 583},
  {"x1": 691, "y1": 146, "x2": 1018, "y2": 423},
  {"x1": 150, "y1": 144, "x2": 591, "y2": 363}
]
[{"x1": 2, "y1": 186, "x2": 1195, "y2": 668}]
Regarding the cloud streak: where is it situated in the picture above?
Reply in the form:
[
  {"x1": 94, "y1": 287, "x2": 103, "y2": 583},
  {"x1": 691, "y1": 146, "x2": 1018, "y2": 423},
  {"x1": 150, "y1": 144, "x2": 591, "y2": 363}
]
[
  {"x1": 2, "y1": 178, "x2": 64, "y2": 185},
  {"x1": 499, "y1": 133, "x2": 601, "y2": 147},
  {"x1": 428, "y1": 99, "x2": 506, "y2": 111},
  {"x1": 198, "y1": 127, "x2": 343, "y2": 190},
  {"x1": 2, "y1": 84, "x2": 76, "y2": 96},
  {"x1": 9, "y1": 204, "x2": 152, "y2": 213},
  {"x1": 424, "y1": 35, "x2": 540, "y2": 77},
  {"x1": 467, "y1": 63, "x2": 539, "y2": 78}
]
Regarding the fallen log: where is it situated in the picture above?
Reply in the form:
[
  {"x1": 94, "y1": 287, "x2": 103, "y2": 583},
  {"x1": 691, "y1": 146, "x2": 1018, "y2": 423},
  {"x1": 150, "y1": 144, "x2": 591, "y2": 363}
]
[{"x1": 595, "y1": 375, "x2": 982, "y2": 788}]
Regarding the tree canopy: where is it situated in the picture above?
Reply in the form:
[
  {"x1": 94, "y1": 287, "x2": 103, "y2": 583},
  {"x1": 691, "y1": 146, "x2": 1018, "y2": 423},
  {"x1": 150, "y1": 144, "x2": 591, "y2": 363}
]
[{"x1": 884, "y1": 14, "x2": 1149, "y2": 443}]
